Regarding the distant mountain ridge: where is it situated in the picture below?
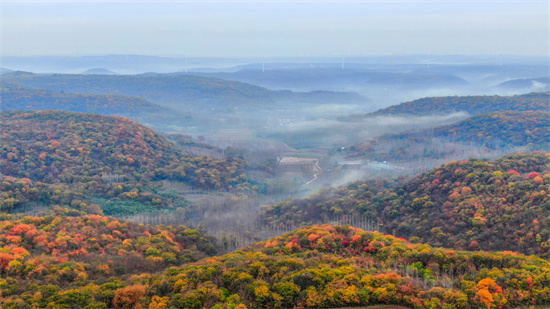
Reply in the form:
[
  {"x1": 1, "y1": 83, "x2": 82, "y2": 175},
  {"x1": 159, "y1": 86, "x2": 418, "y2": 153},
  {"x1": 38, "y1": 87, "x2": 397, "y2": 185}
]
[
  {"x1": 1, "y1": 72, "x2": 369, "y2": 111},
  {"x1": 5, "y1": 54, "x2": 547, "y2": 74},
  {"x1": 81, "y1": 68, "x2": 118, "y2": 75},
  {"x1": 193, "y1": 67, "x2": 469, "y2": 91}
]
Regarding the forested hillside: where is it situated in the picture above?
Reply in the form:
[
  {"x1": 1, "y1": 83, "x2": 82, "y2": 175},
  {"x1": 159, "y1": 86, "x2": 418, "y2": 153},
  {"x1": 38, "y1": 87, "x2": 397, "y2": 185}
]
[
  {"x1": 0, "y1": 111, "x2": 254, "y2": 215},
  {"x1": 0, "y1": 209, "x2": 217, "y2": 309},
  {"x1": 1, "y1": 72, "x2": 367, "y2": 109},
  {"x1": 261, "y1": 152, "x2": 550, "y2": 258},
  {"x1": 347, "y1": 111, "x2": 550, "y2": 162},
  {"x1": 367, "y1": 92, "x2": 549, "y2": 116},
  {"x1": 0, "y1": 85, "x2": 164, "y2": 116},
  {"x1": 3, "y1": 223, "x2": 548, "y2": 308}
]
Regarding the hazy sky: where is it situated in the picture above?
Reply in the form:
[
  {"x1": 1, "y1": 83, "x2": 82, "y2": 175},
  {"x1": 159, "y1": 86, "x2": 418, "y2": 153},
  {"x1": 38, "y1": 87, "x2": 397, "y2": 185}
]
[{"x1": 2, "y1": 0, "x2": 548, "y2": 57}]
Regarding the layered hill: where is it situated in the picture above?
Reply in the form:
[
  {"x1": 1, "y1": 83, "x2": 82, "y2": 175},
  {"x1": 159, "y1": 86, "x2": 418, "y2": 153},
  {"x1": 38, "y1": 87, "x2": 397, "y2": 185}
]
[
  {"x1": 261, "y1": 152, "x2": 550, "y2": 259},
  {"x1": 497, "y1": 77, "x2": 550, "y2": 92},
  {"x1": 0, "y1": 85, "x2": 164, "y2": 116},
  {"x1": 0, "y1": 210, "x2": 217, "y2": 308},
  {"x1": 364, "y1": 92, "x2": 549, "y2": 117},
  {"x1": 1, "y1": 72, "x2": 367, "y2": 110},
  {"x1": 347, "y1": 111, "x2": 550, "y2": 162},
  {"x1": 2, "y1": 223, "x2": 549, "y2": 308},
  {"x1": 0, "y1": 110, "x2": 253, "y2": 214},
  {"x1": 194, "y1": 67, "x2": 469, "y2": 91}
]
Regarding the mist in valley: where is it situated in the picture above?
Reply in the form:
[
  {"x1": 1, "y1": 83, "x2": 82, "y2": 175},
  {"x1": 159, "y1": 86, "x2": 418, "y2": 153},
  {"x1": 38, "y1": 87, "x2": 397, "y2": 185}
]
[
  {"x1": 3, "y1": 54, "x2": 549, "y2": 245},
  {"x1": 87, "y1": 61, "x2": 545, "y2": 245},
  {"x1": 3, "y1": 2, "x2": 550, "y2": 307}
]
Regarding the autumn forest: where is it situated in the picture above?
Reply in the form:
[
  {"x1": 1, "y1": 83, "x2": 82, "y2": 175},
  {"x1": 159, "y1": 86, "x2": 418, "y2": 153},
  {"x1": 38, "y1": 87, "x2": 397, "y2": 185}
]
[{"x1": 1, "y1": 49, "x2": 550, "y2": 309}]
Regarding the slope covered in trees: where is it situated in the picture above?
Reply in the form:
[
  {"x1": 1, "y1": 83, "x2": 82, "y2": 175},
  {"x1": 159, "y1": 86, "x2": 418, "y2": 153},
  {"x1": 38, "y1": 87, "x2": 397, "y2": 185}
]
[
  {"x1": 261, "y1": 152, "x2": 550, "y2": 259},
  {"x1": 3, "y1": 223, "x2": 548, "y2": 308},
  {"x1": 366, "y1": 92, "x2": 549, "y2": 116},
  {"x1": 0, "y1": 209, "x2": 217, "y2": 309},
  {"x1": 0, "y1": 110, "x2": 254, "y2": 215},
  {"x1": 0, "y1": 85, "x2": 165, "y2": 116},
  {"x1": 347, "y1": 111, "x2": 550, "y2": 162},
  {"x1": 1, "y1": 71, "x2": 367, "y2": 109}
]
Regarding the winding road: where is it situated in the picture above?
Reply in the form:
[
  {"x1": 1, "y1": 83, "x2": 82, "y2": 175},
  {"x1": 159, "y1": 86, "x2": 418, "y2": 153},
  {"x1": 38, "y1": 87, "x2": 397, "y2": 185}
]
[
  {"x1": 282, "y1": 142, "x2": 297, "y2": 152},
  {"x1": 306, "y1": 160, "x2": 322, "y2": 185},
  {"x1": 281, "y1": 142, "x2": 321, "y2": 185}
]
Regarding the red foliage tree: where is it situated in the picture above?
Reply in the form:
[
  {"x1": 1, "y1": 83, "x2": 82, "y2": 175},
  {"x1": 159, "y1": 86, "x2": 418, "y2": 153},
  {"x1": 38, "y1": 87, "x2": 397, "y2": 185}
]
[{"x1": 113, "y1": 284, "x2": 146, "y2": 308}]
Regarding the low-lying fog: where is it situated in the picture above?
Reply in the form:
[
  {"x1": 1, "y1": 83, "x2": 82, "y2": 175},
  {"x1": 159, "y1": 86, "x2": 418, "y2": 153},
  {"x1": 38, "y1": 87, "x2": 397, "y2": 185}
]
[
  {"x1": 259, "y1": 112, "x2": 470, "y2": 149},
  {"x1": 4, "y1": 55, "x2": 547, "y2": 247}
]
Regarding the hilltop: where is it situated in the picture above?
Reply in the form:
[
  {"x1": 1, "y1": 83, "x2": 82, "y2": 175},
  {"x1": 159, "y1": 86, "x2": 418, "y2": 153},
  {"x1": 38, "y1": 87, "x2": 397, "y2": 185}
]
[
  {"x1": 2, "y1": 222, "x2": 548, "y2": 308},
  {"x1": 1, "y1": 72, "x2": 368, "y2": 112},
  {"x1": 81, "y1": 68, "x2": 118, "y2": 75},
  {"x1": 364, "y1": 92, "x2": 549, "y2": 117},
  {"x1": 0, "y1": 85, "x2": 164, "y2": 116},
  {"x1": 0, "y1": 110, "x2": 253, "y2": 215},
  {"x1": 261, "y1": 152, "x2": 550, "y2": 259},
  {"x1": 497, "y1": 77, "x2": 550, "y2": 92}
]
